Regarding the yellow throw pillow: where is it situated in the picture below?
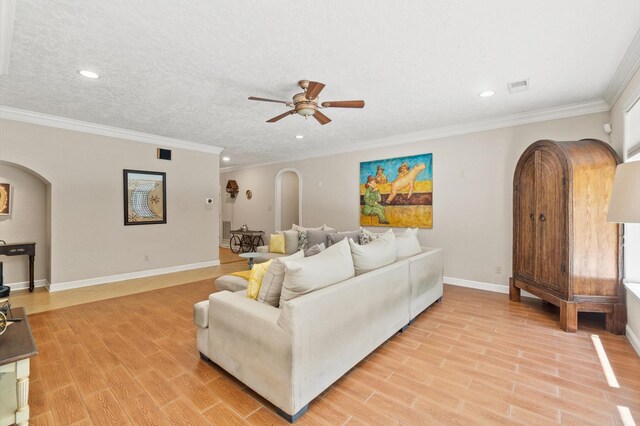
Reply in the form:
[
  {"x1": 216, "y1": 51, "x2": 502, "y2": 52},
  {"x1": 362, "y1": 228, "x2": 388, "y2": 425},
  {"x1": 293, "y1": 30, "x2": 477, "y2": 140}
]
[
  {"x1": 269, "y1": 233, "x2": 286, "y2": 254},
  {"x1": 247, "y1": 259, "x2": 273, "y2": 300}
]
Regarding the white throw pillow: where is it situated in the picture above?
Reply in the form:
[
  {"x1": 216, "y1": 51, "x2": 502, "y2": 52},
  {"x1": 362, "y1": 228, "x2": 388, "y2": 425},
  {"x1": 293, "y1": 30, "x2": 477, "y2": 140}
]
[
  {"x1": 278, "y1": 230, "x2": 299, "y2": 255},
  {"x1": 348, "y1": 229, "x2": 397, "y2": 276},
  {"x1": 258, "y1": 250, "x2": 304, "y2": 306},
  {"x1": 279, "y1": 238, "x2": 355, "y2": 304},
  {"x1": 395, "y1": 228, "x2": 422, "y2": 259}
]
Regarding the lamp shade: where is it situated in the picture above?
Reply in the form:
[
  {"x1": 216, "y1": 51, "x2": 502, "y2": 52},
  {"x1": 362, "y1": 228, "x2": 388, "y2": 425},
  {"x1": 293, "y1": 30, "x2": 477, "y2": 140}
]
[{"x1": 607, "y1": 160, "x2": 640, "y2": 223}]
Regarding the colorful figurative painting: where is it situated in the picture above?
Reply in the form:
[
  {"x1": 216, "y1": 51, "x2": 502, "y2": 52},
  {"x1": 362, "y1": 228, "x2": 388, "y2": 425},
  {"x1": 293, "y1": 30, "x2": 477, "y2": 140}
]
[
  {"x1": 359, "y1": 153, "x2": 433, "y2": 228},
  {"x1": 0, "y1": 183, "x2": 10, "y2": 215},
  {"x1": 123, "y1": 170, "x2": 167, "y2": 225}
]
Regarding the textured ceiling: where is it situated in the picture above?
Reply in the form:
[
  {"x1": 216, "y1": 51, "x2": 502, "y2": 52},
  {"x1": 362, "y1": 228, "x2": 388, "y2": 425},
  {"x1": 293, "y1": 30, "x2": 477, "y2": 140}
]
[{"x1": 1, "y1": 1, "x2": 640, "y2": 167}]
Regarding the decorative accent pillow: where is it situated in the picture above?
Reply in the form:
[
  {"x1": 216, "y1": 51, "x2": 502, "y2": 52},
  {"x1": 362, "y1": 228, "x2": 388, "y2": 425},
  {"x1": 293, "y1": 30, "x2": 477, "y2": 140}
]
[
  {"x1": 292, "y1": 224, "x2": 323, "y2": 232},
  {"x1": 349, "y1": 230, "x2": 397, "y2": 275},
  {"x1": 322, "y1": 224, "x2": 337, "y2": 232},
  {"x1": 279, "y1": 238, "x2": 355, "y2": 305},
  {"x1": 359, "y1": 228, "x2": 383, "y2": 245},
  {"x1": 304, "y1": 242, "x2": 326, "y2": 257},
  {"x1": 278, "y1": 230, "x2": 299, "y2": 255},
  {"x1": 247, "y1": 259, "x2": 273, "y2": 300},
  {"x1": 297, "y1": 231, "x2": 308, "y2": 251},
  {"x1": 306, "y1": 229, "x2": 330, "y2": 247},
  {"x1": 269, "y1": 234, "x2": 286, "y2": 254},
  {"x1": 258, "y1": 250, "x2": 304, "y2": 306},
  {"x1": 395, "y1": 228, "x2": 422, "y2": 259},
  {"x1": 327, "y1": 230, "x2": 360, "y2": 246}
]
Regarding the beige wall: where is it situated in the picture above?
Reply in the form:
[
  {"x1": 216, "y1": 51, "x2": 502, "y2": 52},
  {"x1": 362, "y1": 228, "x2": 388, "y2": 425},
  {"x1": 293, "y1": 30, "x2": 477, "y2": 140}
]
[
  {"x1": 222, "y1": 112, "x2": 611, "y2": 287},
  {"x1": 0, "y1": 162, "x2": 49, "y2": 287},
  {"x1": 0, "y1": 119, "x2": 220, "y2": 288}
]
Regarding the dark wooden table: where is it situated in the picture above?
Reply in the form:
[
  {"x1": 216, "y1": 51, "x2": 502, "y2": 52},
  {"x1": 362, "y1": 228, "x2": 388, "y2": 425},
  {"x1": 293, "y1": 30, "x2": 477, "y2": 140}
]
[
  {"x1": 0, "y1": 307, "x2": 37, "y2": 425},
  {"x1": 0, "y1": 243, "x2": 36, "y2": 292}
]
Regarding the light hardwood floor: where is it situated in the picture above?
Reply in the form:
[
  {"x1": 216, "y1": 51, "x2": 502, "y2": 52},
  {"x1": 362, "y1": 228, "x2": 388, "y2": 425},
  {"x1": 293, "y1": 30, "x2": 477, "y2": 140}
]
[{"x1": 14, "y1": 252, "x2": 640, "y2": 425}]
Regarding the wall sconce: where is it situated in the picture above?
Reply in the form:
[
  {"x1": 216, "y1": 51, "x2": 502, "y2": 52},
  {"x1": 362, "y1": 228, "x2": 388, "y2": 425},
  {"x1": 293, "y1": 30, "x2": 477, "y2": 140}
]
[{"x1": 226, "y1": 180, "x2": 239, "y2": 198}]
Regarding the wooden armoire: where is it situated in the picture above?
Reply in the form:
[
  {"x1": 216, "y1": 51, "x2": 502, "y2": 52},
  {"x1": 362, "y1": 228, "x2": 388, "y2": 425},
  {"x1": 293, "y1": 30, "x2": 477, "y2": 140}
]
[{"x1": 509, "y1": 139, "x2": 625, "y2": 334}]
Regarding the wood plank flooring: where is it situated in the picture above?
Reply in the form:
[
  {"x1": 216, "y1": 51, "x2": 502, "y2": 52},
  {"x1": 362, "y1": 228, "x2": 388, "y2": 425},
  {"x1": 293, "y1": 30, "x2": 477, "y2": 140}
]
[{"x1": 22, "y1": 276, "x2": 640, "y2": 425}]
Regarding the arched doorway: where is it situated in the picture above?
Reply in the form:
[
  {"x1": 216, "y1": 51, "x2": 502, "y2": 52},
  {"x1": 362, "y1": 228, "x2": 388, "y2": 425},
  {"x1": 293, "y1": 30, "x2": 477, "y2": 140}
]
[
  {"x1": 275, "y1": 168, "x2": 302, "y2": 231},
  {"x1": 0, "y1": 161, "x2": 51, "y2": 289}
]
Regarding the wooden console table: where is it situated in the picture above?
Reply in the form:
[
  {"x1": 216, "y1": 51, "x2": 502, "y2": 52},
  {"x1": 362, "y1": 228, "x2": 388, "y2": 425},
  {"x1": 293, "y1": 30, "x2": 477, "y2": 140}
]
[
  {"x1": 0, "y1": 243, "x2": 36, "y2": 292},
  {"x1": 0, "y1": 307, "x2": 37, "y2": 426}
]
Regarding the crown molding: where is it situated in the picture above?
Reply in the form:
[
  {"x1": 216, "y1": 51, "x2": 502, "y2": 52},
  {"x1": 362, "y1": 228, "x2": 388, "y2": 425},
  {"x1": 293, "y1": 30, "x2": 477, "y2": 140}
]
[
  {"x1": 0, "y1": 106, "x2": 224, "y2": 155},
  {"x1": 221, "y1": 98, "x2": 610, "y2": 173},
  {"x1": 0, "y1": 0, "x2": 16, "y2": 75},
  {"x1": 604, "y1": 28, "x2": 640, "y2": 107}
]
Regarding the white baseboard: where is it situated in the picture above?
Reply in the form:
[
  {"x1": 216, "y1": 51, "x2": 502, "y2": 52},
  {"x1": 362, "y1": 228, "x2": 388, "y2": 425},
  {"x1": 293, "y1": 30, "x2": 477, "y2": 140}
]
[
  {"x1": 627, "y1": 325, "x2": 640, "y2": 357},
  {"x1": 5, "y1": 279, "x2": 49, "y2": 291},
  {"x1": 444, "y1": 276, "x2": 539, "y2": 299},
  {"x1": 47, "y1": 260, "x2": 220, "y2": 293}
]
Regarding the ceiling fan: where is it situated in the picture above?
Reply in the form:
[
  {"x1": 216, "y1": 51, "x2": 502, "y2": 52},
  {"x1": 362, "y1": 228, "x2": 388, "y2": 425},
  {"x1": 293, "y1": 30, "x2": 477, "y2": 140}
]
[{"x1": 248, "y1": 80, "x2": 365, "y2": 125}]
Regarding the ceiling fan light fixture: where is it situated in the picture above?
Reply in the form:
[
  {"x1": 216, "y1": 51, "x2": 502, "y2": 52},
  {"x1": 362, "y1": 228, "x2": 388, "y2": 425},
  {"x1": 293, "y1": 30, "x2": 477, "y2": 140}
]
[{"x1": 297, "y1": 107, "x2": 315, "y2": 117}]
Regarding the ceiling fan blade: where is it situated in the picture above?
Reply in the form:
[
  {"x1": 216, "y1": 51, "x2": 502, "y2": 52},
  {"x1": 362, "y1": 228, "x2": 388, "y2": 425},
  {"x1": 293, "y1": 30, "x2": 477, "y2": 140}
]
[
  {"x1": 305, "y1": 81, "x2": 326, "y2": 100},
  {"x1": 249, "y1": 96, "x2": 291, "y2": 105},
  {"x1": 321, "y1": 100, "x2": 365, "y2": 108},
  {"x1": 266, "y1": 110, "x2": 295, "y2": 123},
  {"x1": 313, "y1": 110, "x2": 331, "y2": 125}
]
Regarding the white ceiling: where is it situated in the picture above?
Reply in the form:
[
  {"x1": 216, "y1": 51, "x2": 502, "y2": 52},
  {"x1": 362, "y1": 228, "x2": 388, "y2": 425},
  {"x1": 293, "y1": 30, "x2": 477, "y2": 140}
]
[{"x1": 1, "y1": 1, "x2": 639, "y2": 167}]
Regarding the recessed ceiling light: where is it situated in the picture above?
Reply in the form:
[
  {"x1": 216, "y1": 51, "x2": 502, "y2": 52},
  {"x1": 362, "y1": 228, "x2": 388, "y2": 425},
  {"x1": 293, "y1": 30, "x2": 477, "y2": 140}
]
[
  {"x1": 295, "y1": 135, "x2": 304, "y2": 139},
  {"x1": 78, "y1": 70, "x2": 99, "y2": 79},
  {"x1": 222, "y1": 156, "x2": 230, "y2": 162},
  {"x1": 478, "y1": 90, "x2": 495, "y2": 98}
]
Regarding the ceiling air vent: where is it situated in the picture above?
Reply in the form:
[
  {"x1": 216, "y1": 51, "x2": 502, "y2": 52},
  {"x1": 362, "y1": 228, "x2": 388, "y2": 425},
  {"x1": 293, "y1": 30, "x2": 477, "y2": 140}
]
[{"x1": 507, "y1": 79, "x2": 529, "y2": 94}]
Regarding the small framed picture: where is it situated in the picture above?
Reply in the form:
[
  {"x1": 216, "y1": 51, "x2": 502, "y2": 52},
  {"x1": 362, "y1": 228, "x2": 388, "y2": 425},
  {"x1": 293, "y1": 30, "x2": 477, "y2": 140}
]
[
  {"x1": 0, "y1": 183, "x2": 10, "y2": 215},
  {"x1": 123, "y1": 170, "x2": 166, "y2": 225}
]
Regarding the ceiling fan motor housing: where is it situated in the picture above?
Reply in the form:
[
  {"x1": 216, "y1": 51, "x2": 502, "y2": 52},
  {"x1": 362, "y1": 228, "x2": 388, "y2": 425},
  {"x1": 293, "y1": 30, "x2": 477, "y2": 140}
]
[{"x1": 293, "y1": 92, "x2": 318, "y2": 116}]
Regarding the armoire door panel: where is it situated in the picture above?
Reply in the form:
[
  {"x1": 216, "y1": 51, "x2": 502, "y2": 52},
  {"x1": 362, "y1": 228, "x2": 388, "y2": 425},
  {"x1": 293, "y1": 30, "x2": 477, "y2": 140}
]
[
  {"x1": 535, "y1": 148, "x2": 566, "y2": 295},
  {"x1": 514, "y1": 153, "x2": 536, "y2": 280}
]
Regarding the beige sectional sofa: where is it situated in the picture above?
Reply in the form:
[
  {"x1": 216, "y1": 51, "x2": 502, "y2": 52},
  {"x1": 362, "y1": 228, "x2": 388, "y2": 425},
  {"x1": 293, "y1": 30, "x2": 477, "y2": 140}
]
[{"x1": 194, "y1": 237, "x2": 443, "y2": 422}]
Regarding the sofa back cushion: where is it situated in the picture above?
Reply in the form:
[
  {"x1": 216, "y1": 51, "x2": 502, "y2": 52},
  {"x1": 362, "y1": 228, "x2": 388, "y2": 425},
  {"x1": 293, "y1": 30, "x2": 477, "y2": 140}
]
[
  {"x1": 280, "y1": 238, "x2": 355, "y2": 304},
  {"x1": 258, "y1": 250, "x2": 304, "y2": 306},
  {"x1": 277, "y1": 230, "x2": 299, "y2": 255},
  {"x1": 395, "y1": 228, "x2": 422, "y2": 259},
  {"x1": 349, "y1": 229, "x2": 397, "y2": 276},
  {"x1": 327, "y1": 230, "x2": 360, "y2": 246},
  {"x1": 306, "y1": 229, "x2": 330, "y2": 247}
]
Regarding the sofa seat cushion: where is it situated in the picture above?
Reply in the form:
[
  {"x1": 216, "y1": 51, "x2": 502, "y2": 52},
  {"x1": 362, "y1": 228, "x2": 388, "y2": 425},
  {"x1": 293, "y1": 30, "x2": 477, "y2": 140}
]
[
  {"x1": 193, "y1": 300, "x2": 209, "y2": 328},
  {"x1": 280, "y1": 238, "x2": 355, "y2": 304},
  {"x1": 258, "y1": 250, "x2": 305, "y2": 306},
  {"x1": 349, "y1": 229, "x2": 397, "y2": 275},
  {"x1": 215, "y1": 275, "x2": 251, "y2": 292}
]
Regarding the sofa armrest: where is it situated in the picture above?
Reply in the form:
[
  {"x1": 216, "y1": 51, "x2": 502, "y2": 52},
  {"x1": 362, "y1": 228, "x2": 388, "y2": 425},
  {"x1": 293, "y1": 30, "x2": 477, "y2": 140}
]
[
  {"x1": 193, "y1": 300, "x2": 209, "y2": 328},
  {"x1": 206, "y1": 291, "x2": 293, "y2": 413},
  {"x1": 256, "y1": 245, "x2": 269, "y2": 254}
]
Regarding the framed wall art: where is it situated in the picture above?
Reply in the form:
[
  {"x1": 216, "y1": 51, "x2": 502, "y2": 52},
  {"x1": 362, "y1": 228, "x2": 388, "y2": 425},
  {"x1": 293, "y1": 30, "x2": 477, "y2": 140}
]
[
  {"x1": 0, "y1": 183, "x2": 10, "y2": 215},
  {"x1": 359, "y1": 153, "x2": 433, "y2": 228},
  {"x1": 123, "y1": 170, "x2": 166, "y2": 225}
]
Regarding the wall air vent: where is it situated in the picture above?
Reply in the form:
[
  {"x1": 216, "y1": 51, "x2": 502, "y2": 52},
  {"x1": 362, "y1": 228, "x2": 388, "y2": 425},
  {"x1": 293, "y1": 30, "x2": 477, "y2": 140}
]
[{"x1": 507, "y1": 79, "x2": 529, "y2": 94}]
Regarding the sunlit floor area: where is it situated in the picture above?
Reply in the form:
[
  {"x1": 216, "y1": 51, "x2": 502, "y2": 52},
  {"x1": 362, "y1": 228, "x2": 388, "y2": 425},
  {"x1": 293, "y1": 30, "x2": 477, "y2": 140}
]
[
  {"x1": 10, "y1": 248, "x2": 246, "y2": 315},
  {"x1": 20, "y1": 277, "x2": 640, "y2": 425}
]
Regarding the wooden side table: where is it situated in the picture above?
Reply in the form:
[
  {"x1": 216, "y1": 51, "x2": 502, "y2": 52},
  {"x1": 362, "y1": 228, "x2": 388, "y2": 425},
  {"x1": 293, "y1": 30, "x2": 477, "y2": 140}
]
[{"x1": 0, "y1": 307, "x2": 37, "y2": 426}]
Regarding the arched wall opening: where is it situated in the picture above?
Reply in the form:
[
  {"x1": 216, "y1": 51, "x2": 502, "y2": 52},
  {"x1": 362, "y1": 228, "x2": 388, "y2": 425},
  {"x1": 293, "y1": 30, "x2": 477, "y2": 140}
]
[
  {"x1": 0, "y1": 160, "x2": 51, "y2": 289},
  {"x1": 275, "y1": 168, "x2": 302, "y2": 231}
]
